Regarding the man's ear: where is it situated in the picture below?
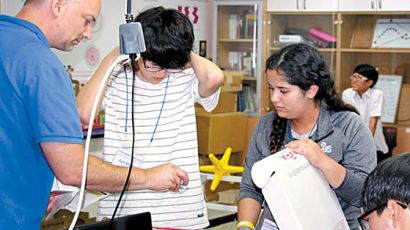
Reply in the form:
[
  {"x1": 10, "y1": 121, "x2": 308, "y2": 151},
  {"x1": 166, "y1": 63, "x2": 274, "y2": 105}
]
[
  {"x1": 307, "y1": 85, "x2": 319, "y2": 99},
  {"x1": 367, "y1": 79, "x2": 374, "y2": 88},
  {"x1": 386, "y1": 200, "x2": 399, "y2": 228},
  {"x1": 51, "y1": 0, "x2": 66, "y2": 17}
]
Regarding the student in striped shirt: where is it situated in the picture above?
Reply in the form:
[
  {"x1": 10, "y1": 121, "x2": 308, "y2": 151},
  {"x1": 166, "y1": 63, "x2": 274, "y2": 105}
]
[{"x1": 76, "y1": 6, "x2": 224, "y2": 230}]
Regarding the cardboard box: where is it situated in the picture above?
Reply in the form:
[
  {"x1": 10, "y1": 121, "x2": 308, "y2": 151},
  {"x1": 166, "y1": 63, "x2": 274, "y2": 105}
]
[
  {"x1": 41, "y1": 210, "x2": 95, "y2": 230},
  {"x1": 221, "y1": 70, "x2": 243, "y2": 92},
  {"x1": 217, "y1": 189, "x2": 240, "y2": 205},
  {"x1": 398, "y1": 84, "x2": 410, "y2": 125},
  {"x1": 196, "y1": 112, "x2": 247, "y2": 155},
  {"x1": 204, "y1": 180, "x2": 239, "y2": 202},
  {"x1": 195, "y1": 92, "x2": 237, "y2": 114}
]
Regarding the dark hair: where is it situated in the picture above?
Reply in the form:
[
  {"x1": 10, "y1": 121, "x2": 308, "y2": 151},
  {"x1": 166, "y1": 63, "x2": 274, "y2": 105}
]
[
  {"x1": 135, "y1": 6, "x2": 194, "y2": 69},
  {"x1": 266, "y1": 43, "x2": 356, "y2": 153},
  {"x1": 353, "y1": 64, "x2": 379, "y2": 88},
  {"x1": 362, "y1": 153, "x2": 410, "y2": 214}
]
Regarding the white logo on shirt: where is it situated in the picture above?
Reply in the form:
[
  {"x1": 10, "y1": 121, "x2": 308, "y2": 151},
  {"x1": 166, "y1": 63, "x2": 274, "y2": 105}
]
[{"x1": 320, "y1": 142, "x2": 332, "y2": 154}]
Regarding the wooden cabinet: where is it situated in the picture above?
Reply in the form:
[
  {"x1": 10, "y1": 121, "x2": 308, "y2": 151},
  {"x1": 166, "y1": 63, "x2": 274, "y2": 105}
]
[
  {"x1": 264, "y1": 10, "x2": 410, "y2": 129},
  {"x1": 267, "y1": 0, "x2": 338, "y2": 12},
  {"x1": 339, "y1": 0, "x2": 410, "y2": 11},
  {"x1": 267, "y1": 0, "x2": 410, "y2": 12},
  {"x1": 212, "y1": 1, "x2": 410, "y2": 154},
  {"x1": 339, "y1": 13, "x2": 410, "y2": 91},
  {"x1": 213, "y1": 0, "x2": 263, "y2": 117},
  {"x1": 263, "y1": 12, "x2": 338, "y2": 113}
]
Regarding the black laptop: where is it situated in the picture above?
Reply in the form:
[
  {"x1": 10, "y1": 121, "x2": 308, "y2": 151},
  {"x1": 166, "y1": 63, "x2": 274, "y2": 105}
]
[{"x1": 63, "y1": 212, "x2": 152, "y2": 230}]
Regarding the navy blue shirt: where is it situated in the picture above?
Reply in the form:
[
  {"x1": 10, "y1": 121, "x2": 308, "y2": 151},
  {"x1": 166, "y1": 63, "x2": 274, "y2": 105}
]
[{"x1": 0, "y1": 15, "x2": 83, "y2": 229}]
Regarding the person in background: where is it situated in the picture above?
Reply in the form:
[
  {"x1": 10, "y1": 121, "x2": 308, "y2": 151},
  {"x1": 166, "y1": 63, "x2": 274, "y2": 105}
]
[
  {"x1": 342, "y1": 64, "x2": 389, "y2": 163},
  {"x1": 360, "y1": 153, "x2": 410, "y2": 230},
  {"x1": 237, "y1": 44, "x2": 376, "y2": 230},
  {"x1": 0, "y1": 1, "x2": 188, "y2": 229},
  {"x1": 76, "y1": 7, "x2": 223, "y2": 229}
]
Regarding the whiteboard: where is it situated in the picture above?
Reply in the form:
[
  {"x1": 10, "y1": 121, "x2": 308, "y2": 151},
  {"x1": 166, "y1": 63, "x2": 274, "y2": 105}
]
[
  {"x1": 374, "y1": 74, "x2": 402, "y2": 123},
  {"x1": 372, "y1": 18, "x2": 410, "y2": 48}
]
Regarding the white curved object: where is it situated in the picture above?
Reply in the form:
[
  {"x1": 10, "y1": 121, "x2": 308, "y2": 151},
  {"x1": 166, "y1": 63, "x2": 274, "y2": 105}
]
[{"x1": 69, "y1": 54, "x2": 134, "y2": 230}]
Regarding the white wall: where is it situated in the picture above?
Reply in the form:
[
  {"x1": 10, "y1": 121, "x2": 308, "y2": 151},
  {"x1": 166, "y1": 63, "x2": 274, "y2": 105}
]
[
  {"x1": 0, "y1": 0, "x2": 24, "y2": 15},
  {"x1": 1, "y1": 0, "x2": 214, "y2": 72},
  {"x1": 53, "y1": 0, "x2": 127, "y2": 72}
]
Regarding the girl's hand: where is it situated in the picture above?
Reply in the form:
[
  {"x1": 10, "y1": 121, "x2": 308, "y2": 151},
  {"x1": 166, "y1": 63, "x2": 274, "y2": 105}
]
[
  {"x1": 286, "y1": 139, "x2": 327, "y2": 168},
  {"x1": 286, "y1": 139, "x2": 346, "y2": 189}
]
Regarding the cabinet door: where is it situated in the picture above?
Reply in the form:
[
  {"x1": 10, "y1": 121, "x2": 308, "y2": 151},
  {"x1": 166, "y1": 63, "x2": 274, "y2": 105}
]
[
  {"x1": 213, "y1": 1, "x2": 263, "y2": 117},
  {"x1": 378, "y1": 0, "x2": 410, "y2": 11},
  {"x1": 339, "y1": 0, "x2": 375, "y2": 11},
  {"x1": 268, "y1": 0, "x2": 338, "y2": 12},
  {"x1": 267, "y1": 0, "x2": 301, "y2": 12},
  {"x1": 303, "y1": 0, "x2": 338, "y2": 11}
]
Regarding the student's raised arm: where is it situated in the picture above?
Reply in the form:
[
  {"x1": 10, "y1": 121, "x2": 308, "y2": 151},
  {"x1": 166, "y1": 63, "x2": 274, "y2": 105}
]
[
  {"x1": 189, "y1": 52, "x2": 224, "y2": 98},
  {"x1": 76, "y1": 47, "x2": 124, "y2": 124}
]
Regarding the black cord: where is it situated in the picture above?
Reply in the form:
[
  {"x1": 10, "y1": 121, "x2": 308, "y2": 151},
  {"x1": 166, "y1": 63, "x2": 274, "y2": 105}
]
[{"x1": 108, "y1": 54, "x2": 137, "y2": 229}]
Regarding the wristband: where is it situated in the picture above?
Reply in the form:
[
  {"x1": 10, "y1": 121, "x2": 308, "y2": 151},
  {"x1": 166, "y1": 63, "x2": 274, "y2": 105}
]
[
  {"x1": 237, "y1": 221, "x2": 255, "y2": 230},
  {"x1": 237, "y1": 227, "x2": 252, "y2": 230}
]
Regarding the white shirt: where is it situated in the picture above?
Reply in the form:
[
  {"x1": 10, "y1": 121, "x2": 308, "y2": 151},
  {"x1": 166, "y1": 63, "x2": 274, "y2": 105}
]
[
  {"x1": 342, "y1": 88, "x2": 388, "y2": 153},
  {"x1": 99, "y1": 64, "x2": 220, "y2": 229}
]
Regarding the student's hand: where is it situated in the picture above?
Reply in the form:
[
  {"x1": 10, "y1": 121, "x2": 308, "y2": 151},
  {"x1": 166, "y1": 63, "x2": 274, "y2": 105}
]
[
  {"x1": 46, "y1": 192, "x2": 61, "y2": 212},
  {"x1": 286, "y1": 139, "x2": 328, "y2": 169},
  {"x1": 286, "y1": 139, "x2": 346, "y2": 188},
  {"x1": 143, "y1": 163, "x2": 189, "y2": 192}
]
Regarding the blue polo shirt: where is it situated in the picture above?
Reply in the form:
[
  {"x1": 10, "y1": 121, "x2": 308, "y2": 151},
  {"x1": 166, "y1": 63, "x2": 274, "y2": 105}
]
[{"x1": 0, "y1": 15, "x2": 83, "y2": 229}]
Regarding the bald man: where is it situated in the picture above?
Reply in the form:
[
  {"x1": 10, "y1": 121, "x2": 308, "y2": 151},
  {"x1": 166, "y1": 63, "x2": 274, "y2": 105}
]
[{"x1": 0, "y1": 1, "x2": 187, "y2": 228}]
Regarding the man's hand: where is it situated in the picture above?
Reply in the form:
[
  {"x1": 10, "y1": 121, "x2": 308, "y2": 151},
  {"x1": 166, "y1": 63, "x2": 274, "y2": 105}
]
[{"x1": 143, "y1": 163, "x2": 189, "y2": 192}]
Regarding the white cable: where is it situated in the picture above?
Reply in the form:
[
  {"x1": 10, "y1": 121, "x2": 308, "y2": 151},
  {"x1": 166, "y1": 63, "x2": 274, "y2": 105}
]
[{"x1": 68, "y1": 54, "x2": 136, "y2": 230}]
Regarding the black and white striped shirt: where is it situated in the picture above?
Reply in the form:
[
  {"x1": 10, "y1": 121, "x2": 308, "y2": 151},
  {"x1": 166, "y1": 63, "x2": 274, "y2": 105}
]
[{"x1": 98, "y1": 65, "x2": 220, "y2": 229}]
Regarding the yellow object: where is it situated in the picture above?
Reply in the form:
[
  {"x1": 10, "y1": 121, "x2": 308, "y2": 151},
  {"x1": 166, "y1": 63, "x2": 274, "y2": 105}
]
[
  {"x1": 199, "y1": 147, "x2": 244, "y2": 191},
  {"x1": 237, "y1": 221, "x2": 255, "y2": 230}
]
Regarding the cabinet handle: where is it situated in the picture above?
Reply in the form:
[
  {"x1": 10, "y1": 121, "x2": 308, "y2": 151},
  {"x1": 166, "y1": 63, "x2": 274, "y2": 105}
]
[
  {"x1": 296, "y1": 0, "x2": 299, "y2": 10},
  {"x1": 303, "y1": 0, "x2": 306, "y2": 10},
  {"x1": 378, "y1": 0, "x2": 382, "y2": 9},
  {"x1": 371, "y1": 0, "x2": 374, "y2": 9}
]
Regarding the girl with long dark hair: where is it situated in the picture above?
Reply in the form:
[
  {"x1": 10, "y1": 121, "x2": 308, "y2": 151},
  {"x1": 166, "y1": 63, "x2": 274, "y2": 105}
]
[{"x1": 237, "y1": 44, "x2": 376, "y2": 230}]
